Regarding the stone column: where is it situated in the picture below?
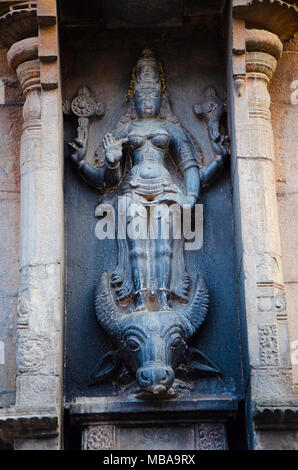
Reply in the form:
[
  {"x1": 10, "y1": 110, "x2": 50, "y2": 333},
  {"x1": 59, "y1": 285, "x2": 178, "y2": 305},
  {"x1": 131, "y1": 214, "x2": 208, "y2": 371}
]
[
  {"x1": 0, "y1": 1, "x2": 63, "y2": 450},
  {"x1": 229, "y1": 1, "x2": 298, "y2": 449}
]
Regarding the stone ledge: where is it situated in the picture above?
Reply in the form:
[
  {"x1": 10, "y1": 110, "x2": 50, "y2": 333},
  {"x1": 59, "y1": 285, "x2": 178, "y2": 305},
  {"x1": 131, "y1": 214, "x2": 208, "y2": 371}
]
[
  {"x1": 69, "y1": 395, "x2": 239, "y2": 426},
  {"x1": 253, "y1": 406, "x2": 298, "y2": 430},
  {"x1": 0, "y1": 406, "x2": 58, "y2": 440}
]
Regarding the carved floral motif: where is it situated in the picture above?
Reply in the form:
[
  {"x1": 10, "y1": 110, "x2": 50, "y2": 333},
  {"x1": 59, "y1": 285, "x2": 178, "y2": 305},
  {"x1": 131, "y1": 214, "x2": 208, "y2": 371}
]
[
  {"x1": 197, "y1": 423, "x2": 227, "y2": 450},
  {"x1": 17, "y1": 333, "x2": 51, "y2": 374},
  {"x1": 258, "y1": 324, "x2": 280, "y2": 366},
  {"x1": 137, "y1": 428, "x2": 172, "y2": 450},
  {"x1": 86, "y1": 426, "x2": 114, "y2": 450}
]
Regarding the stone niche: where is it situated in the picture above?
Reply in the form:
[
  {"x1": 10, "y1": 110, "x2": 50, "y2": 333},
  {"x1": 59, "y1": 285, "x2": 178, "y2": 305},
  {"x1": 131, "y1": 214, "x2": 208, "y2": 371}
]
[{"x1": 61, "y1": 0, "x2": 244, "y2": 450}]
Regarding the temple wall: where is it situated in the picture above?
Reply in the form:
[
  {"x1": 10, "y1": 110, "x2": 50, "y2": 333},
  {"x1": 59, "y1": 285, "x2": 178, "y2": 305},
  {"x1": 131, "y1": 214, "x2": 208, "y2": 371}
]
[
  {"x1": 0, "y1": 46, "x2": 22, "y2": 408},
  {"x1": 269, "y1": 33, "x2": 298, "y2": 389},
  {"x1": 0, "y1": 0, "x2": 296, "y2": 451}
]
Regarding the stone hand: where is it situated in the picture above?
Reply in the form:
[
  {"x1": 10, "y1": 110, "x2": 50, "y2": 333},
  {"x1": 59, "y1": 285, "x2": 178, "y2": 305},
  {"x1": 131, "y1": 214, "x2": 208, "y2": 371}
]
[
  {"x1": 103, "y1": 133, "x2": 128, "y2": 166},
  {"x1": 68, "y1": 129, "x2": 88, "y2": 164},
  {"x1": 155, "y1": 192, "x2": 197, "y2": 208},
  {"x1": 185, "y1": 194, "x2": 198, "y2": 208},
  {"x1": 219, "y1": 134, "x2": 230, "y2": 161}
]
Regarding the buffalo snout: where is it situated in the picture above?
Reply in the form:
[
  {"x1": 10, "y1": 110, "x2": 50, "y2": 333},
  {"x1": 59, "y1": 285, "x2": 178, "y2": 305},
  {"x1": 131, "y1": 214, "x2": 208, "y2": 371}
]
[{"x1": 136, "y1": 365, "x2": 175, "y2": 394}]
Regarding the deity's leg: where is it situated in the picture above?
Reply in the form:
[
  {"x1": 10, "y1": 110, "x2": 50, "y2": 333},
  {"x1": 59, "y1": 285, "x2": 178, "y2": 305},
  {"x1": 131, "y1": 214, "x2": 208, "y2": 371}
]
[
  {"x1": 127, "y1": 237, "x2": 148, "y2": 311},
  {"x1": 152, "y1": 204, "x2": 173, "y2": 311}
]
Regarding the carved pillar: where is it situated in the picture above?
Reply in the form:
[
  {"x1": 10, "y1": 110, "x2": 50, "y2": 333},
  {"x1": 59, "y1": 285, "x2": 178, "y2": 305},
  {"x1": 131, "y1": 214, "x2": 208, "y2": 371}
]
[
  {"x1": 229, "y1": 1, "x2": 298, "y2": 449},
  {"x1": 0, "y1": 1, "x2": 63, "y2": 450}
]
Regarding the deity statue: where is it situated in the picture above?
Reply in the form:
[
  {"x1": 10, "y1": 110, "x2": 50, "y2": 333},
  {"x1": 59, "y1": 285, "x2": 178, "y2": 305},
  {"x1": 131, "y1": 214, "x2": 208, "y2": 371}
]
[{"x1": 68, "y1": 49, "x2": 229, "y2": 397}]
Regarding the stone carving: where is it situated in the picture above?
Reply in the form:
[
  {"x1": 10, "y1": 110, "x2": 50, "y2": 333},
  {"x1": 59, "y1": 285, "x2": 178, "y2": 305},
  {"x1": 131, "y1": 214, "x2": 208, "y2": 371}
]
[
  {"x1": 234, "y1": 75, "x2": 246, "y2": 97},
  {"x1": 17, "y1": 295, "x2": 29, "y2": 327},
  {"x1": 18, "y1": 376, "x2": 56, "y2": 405},
  {"x1": 17, "y1": 332, "x2": 51, "y2": 374},
  {"x1": 196, "y1": 423, "x2": 227, "y2": 450},
  {"x1": 137, "y1": 428, "x2": 172, "y2": 450},
  {"x1": 85, "y1": 425, "x2": 114, "y2": 450},
  {"x1": 193, "y1": 86, "x2": 229, "y2": 189},
  {"x1": 69, "y1": 49, "x2": 229, "y2": 397},
  {"x1": 64, "y1": 86, "x2": 104, "y2": 150},
  {"x1": 64, "y1": 86, "x2": 105, "y2": 119},
  {"x1": 258, "y1": 324, "x2": 280, "y2": 366}
]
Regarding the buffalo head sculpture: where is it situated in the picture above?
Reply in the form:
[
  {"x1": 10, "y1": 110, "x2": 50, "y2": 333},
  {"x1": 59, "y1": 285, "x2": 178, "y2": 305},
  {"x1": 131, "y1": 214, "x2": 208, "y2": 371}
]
[{"x1": 90, "y1": 272, "x2": 220, "y2": 396}]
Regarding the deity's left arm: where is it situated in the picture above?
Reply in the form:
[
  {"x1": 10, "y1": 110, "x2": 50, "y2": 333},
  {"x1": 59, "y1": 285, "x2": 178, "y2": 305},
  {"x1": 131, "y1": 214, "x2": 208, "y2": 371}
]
[
  {"x1": 199, "y1": 145, "x2": 229, "y2": 189},
  {"x1": 169, "y1": 125, "x2": 200, "y2": 205}
]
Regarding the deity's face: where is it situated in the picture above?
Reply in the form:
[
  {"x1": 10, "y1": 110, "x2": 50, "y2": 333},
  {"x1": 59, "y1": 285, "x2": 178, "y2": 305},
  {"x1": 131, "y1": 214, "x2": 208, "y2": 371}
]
[{"x1": 134, "y1": 88, "x2": 162, "y2": 118}]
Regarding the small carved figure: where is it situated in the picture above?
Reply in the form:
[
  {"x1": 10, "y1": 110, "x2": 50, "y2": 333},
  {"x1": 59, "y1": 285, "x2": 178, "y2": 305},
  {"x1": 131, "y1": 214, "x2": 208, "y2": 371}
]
[{"x1": 68, "y1": 49, "x2": 228, "y2": 396}]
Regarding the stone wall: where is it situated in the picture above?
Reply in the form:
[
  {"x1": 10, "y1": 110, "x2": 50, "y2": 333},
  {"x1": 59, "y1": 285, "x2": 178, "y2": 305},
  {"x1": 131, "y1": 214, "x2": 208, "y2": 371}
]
[
  {"x1": 269, "y1": 33, "x2": 298, "y2": 389},
  {"x1": 0, "y1": 46, "x2": 22, "y2": 407}
]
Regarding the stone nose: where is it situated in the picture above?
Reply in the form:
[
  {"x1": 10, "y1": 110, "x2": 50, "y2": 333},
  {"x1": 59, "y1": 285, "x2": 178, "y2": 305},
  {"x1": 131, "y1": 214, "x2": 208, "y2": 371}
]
[{"x1": 136, "y1": 365, "x2": 175, "y2": 393}]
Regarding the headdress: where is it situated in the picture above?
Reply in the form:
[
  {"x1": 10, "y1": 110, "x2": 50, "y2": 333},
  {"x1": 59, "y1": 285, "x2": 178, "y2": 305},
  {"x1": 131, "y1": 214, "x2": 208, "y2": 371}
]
[
  {"x1": 126, "y1": 49, "x2": 166, "y2": 100},
  {"x1": 134, "y1": 48, "x2": 161, "y2": 92}
]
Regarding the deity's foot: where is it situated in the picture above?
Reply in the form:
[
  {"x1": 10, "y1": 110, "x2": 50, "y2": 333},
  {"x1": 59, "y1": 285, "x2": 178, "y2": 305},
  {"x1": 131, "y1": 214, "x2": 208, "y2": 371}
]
[
  {"x1": 158, "y1": 291, "x2": 173, "y2": 312},
  {"x1": 133, "y1": 292, "x2": 147, "y2": 312}
]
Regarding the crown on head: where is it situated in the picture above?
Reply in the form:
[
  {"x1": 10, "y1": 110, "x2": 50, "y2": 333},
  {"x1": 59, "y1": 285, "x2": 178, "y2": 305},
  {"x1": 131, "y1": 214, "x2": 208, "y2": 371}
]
[{"x1": 134, "y1": 48, "x2": 162, "y2": 93}]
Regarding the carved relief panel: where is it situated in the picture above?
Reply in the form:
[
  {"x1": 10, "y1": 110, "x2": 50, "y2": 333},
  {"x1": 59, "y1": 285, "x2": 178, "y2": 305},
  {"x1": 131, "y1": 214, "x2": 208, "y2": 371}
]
[
  {"x1": 82, "y1": 423, "x2": 227, "y2": 450},
  {"x1": 62, "y1": 25, "x2": 243, "y2": 446}
]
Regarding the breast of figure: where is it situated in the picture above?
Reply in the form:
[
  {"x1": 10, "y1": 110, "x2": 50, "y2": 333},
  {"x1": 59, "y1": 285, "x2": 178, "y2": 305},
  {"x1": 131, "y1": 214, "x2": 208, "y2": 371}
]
[{"x1": 128, "y1": 121, "x2": 171, "y2": 180}]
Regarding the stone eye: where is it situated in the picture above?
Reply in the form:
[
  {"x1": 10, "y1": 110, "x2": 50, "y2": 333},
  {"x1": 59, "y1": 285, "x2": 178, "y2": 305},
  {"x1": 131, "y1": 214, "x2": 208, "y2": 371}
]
[
  {"x1": 126, "y1": 339, "x2": 140, "y2": 352},
  {"x1": 170, "y1": 336, "x2": 182, "y2": 349}
]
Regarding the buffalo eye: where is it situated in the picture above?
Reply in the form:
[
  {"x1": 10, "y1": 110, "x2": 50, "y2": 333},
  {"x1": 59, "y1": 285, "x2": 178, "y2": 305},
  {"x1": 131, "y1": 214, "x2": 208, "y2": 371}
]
[
  {"x1": 126, "y1": 338, "x2": 140, "y2": 352},
  {"x1": 170, "y1": 336, "x2": 183, "y2": 349}
]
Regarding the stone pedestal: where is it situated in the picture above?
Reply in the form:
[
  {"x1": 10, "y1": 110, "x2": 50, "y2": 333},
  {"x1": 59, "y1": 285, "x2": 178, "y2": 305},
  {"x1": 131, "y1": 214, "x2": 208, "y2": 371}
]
[{"x1": 70, "y1": 396, "x2": 234, "y2": 450}]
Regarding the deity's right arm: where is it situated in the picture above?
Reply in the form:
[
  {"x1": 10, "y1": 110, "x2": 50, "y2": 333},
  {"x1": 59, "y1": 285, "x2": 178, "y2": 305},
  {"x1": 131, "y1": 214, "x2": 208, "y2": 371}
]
[
  {"x1": 70, "y1": 124, "x2": 128, "y2": 190},
  {"x1": 101, "y1": 125, "x2": 129, "y2": 187},
  {"x1": 69, "y1": 136, "x2": 105, "y2": 190}
]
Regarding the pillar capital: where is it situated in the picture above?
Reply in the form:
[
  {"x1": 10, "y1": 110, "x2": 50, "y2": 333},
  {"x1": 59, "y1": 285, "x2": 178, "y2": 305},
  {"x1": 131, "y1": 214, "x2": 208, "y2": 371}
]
[
  {"x1": 0, "y1": 1, "x2": 58, "y2": 91},
  {"x1": 245, "y1": 28, "x2": 283, "y2": 60},
  {"x1": 233, "y1": 23, "x2": 285, "y2": 97},
  {"x1": 0, "y1": 2, "x2": 38, "y2": 49},
  {"x1": 7, "y1": 36, "x2": 38, "y2": 71},
  {"x1": 7, "y1": 37, "x2": 40, "y2": 98},
  {"x1": 233, "y1": 0, "x2": 298, "y2": 43}
]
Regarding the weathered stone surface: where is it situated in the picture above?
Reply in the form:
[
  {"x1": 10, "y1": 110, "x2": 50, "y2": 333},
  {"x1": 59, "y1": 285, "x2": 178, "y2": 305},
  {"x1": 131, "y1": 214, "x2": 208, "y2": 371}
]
[
  {"x1": 283, "y1": 32, "x2": 298, "y2": 52},
  {"x1": 0, "y1": 106, "x2": 21, "y2": 192},
  {"x1": 0, "y1": 197, "x2": 19, "y2": 297},
  {"x1": 0, "y1": 3, "x2": 64, "y2": 449},
  {"x1": 269, "y1": 54, "x2": 298, "y2": 105},
  {"x1": 16, "y1": 375, "x2": 57, "y2": 406},
  {"x1": 14, "y1": 437, "x2": 59, "y2": 450},
  {"x1": 0, "y1": 296, "x2": 16, "y2": 406},
  {"x1": 277, "y1": 194, "x2": 298, "y2": 281},
  {"x1": 82, "y1": 423, "x2": 228, "y2": 450},
  {"x1": 285, "y1": 283, "x2": 298, "y2": 382},
  {"x1": 230, "y1": 17, "x2": 298, "y2": 449},
  {"x1": 255, "y1": 430, "x2": 298, "y2": 450},
  {"x1": 0, "y1": 54, "x2": 21, "y2": 405},
  {"x1": 269, "y1": 31, "x2": 298, "y2": 388}
]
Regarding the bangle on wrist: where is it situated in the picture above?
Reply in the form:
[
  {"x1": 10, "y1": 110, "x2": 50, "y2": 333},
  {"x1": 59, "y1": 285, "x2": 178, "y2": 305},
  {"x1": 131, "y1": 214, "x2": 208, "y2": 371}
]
[
  {"x1": 187, "y1": 192, "x2": 197, "y2": 198},
  {"x1": 105, "y1": 159, "x2": 120, "y2": 170}
]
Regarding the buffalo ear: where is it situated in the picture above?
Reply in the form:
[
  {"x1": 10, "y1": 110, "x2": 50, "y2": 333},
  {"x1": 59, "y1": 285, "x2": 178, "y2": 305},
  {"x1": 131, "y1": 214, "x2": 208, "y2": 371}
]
[
  {"x1": 186, "y1": 347, "x2": 221, "y2": 376},
  {"x1": 89, "y1": 350, "x2": 121, "y2": 385}
]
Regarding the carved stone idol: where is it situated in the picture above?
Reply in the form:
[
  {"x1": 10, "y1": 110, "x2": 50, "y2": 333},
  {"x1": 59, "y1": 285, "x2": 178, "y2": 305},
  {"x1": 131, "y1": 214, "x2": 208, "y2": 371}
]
[{"x1": 69, "y1": 49, "x2": 229, "y2": 398}]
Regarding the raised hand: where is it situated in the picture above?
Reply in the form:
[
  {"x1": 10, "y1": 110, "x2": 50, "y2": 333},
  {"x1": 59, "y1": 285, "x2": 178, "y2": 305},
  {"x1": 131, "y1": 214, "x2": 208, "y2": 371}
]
[
  {"x1": 103, "y1": 133, "x2": 128, "y2": 167},
  {"x1": 68, "y1": 127, "x2": 88, "y2": 164}
]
